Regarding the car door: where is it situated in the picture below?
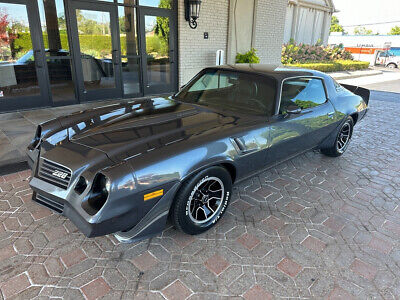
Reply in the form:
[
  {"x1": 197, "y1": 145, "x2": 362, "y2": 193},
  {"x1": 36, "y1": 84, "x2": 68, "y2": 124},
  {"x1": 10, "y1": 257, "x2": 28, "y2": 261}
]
[
  {"x1": 228, "y1": 73, "x2": 277, "y2": 177},
  {"x1": 266, "y1": 77, "x2": 336, "y2": 165}
]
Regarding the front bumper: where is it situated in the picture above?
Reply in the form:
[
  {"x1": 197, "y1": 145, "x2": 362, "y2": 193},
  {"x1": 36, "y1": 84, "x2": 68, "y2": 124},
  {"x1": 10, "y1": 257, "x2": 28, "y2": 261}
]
[
  {"x1": 30, "y1": 177, "x2": 139, "y2": 237},
  {"x1": 27, "y1": 141, "x2": 180, "y2": 241},
  {"x1": 30, "y1": 175, "x2": 180, "y2": 239}
]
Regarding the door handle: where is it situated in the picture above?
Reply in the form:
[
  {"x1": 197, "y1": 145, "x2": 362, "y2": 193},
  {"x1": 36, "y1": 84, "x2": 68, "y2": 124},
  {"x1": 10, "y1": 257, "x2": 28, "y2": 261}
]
[{"x1": 34, "y1": 50, "x2": 43, "y2": 68}]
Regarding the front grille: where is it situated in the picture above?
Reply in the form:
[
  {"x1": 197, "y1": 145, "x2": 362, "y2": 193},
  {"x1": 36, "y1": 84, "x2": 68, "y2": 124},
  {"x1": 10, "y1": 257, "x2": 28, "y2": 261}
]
[
  {"x1": 38, "y1": 158, "x2": 72, "y2": 189},
  {"x1": 34, "y1": 193, "x2": 64, "y2": 214}
]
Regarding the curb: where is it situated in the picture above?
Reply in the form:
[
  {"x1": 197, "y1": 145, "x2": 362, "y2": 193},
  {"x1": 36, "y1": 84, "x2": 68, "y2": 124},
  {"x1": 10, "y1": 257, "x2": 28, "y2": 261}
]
[
  {"x1": 0, "y1": 160, "x2": 29, "y2": 176},
  {"x1": 331, "y1": 70, "x2": 383, "y2": 80}
]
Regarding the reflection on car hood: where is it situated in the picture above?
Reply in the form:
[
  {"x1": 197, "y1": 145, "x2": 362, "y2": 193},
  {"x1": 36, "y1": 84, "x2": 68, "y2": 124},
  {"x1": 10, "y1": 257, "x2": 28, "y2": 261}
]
[{"x1": 60, "y1": 97, "x2": 250, "y2": 162}]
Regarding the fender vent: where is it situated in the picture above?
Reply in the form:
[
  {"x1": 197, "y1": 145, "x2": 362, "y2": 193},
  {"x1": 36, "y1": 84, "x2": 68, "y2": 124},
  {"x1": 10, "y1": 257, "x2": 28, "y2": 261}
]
[
  {"x1": 230, "y1": 137, "x2": 258, "y2": 155},
  {"x1": 231, "y1": 137, "x2": 246, "y2": 152}
]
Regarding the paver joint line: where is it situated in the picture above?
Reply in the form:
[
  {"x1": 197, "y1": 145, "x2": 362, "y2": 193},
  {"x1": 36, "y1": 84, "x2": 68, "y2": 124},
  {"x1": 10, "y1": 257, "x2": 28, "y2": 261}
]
[{"x1": 0, "y1": 99, "x2": 399, "y2": 298}]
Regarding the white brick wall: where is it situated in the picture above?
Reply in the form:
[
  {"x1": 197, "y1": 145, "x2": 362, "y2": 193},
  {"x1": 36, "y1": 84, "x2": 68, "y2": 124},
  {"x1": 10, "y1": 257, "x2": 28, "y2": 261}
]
[
  {"x1": 177, "y1": 0, "x2": 229, "y2": 86},
  {"x1": 177, "y1": 0, "x2": 287, "y2": 86},
  {"x1": 254, "y1": 0, "x2": 287, "y2": 64}
]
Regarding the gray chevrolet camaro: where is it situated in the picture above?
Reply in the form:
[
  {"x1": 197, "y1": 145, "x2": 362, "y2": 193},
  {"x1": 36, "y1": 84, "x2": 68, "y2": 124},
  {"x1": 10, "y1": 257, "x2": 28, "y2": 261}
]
[{"x1": 27, "y1": 64, "x2": 369, "y2": 243}]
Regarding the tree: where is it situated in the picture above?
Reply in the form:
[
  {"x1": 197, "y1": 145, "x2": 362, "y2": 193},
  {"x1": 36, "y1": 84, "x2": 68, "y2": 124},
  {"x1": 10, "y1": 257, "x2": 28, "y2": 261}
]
[
  {"x1": 58, "y1": 15, "x2": 67, "y2": 32},
  {"x1": 0, "y1": 10, "x2": 10, "y2": 45},
  {"x1": 330, "y1": 16, "x2": 345, "y2": 33},
  {"x1": 0, "y1": 10, "x2": 20, "y2": 59},
  {"x1": 389, "y1": 26, "x2": 400, "y2": 35},
  {"x1": 354, "y1": 27, "x2": 373, "y2": 35},
  {"x1": 119, "y1": 16, "x2": 126, "y2": 33},
  {"x1": 155, "y1": 0, "x2": 171, "y2": 43}
]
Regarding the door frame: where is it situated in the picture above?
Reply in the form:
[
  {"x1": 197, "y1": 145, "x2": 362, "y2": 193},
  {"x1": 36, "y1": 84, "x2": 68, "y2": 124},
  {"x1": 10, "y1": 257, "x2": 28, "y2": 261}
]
[
  {"x1": 138, "y1": 6, "x2": 178, "y2": 95},
  {"x1": 67, "y1": 0, "x2": 123, "y2": 102},
  {"x1": 0, "y1": 0, "x2": 51, "y2": 112}
]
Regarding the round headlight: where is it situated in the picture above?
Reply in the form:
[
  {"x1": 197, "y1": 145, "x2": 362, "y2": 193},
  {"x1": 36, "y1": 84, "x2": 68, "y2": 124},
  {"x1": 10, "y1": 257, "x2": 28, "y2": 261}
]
[
  {"x1": 74, "y1": 176, "x2": 88, "y2": 195},
  {"x1": 82, "y1": 173, "x2": 110, "y2": 215}
]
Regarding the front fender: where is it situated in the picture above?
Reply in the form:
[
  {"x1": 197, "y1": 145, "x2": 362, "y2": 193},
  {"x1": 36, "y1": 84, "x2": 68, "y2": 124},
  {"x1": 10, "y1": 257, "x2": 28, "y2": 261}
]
[
  {"x1": 130, "y1": 138, "x2": 237, "y2": 191},
  {"x1": 92, "y1": 161, "x2": 137, "y2": 224},
  {"x1": 180, "y1": 156, "x2": 237, "y2": 182}
]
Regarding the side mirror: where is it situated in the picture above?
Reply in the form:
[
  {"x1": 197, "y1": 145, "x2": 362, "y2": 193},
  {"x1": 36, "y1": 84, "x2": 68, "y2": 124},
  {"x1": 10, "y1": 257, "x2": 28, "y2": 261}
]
[
  {"x1": 228, "y1": 77, "x2": 238, "y2": 85},
  {"x1": 286, "y1": 105, "x2": 302, "y2": 115}
]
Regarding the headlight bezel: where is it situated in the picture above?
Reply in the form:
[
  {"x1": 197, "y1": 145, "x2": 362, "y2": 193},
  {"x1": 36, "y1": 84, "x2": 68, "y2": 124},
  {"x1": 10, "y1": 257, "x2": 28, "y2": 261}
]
[
  {"x1": 81, "y1": 173, "x2": 110, "y2": 216},
  {"x1": 28, "y1": 125, "x2": 42, "y2": 150}
]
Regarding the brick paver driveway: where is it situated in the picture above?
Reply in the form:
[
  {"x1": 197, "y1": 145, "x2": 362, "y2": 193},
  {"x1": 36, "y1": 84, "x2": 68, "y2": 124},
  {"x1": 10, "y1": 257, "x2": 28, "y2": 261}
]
[{"x1": 1, "y1": 96, "x2": 400, "y2": 299}]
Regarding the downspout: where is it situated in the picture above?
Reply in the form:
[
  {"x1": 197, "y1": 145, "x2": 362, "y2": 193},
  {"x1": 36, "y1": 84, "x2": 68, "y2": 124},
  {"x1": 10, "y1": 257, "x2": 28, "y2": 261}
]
[
  {"x1": 251, "y1": 0, "x2": 257, "y2": 49},
  {"x1": 226, "y1": 0, "x2": 238, "y2": 64}
]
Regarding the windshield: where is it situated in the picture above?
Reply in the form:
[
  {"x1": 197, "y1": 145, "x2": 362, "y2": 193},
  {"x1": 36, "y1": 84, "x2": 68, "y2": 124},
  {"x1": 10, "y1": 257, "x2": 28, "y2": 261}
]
[
  {"x1": 16, "y1": 50, "x2": 34, "y2": 64},
  {"x1": 175, "y1": 69, "x2": 277, "y2": 116}
]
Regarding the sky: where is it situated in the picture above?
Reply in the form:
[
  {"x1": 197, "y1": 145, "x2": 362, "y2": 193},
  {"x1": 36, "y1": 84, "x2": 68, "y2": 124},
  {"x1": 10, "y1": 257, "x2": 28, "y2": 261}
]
[{"x1": 333, "y1": 0, "x2": 400, "y2": 35}]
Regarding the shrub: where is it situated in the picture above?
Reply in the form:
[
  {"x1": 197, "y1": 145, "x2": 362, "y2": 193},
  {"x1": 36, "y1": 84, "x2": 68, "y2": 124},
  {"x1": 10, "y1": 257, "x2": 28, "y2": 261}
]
[
  {"x1": 281, "y1": 42, "x2": 353, "y2": 64},
  {"x1": 11, "y1": 33, "x2": 169, "y2": 59},
  {"x1": 146, "y1": 35, "x2": 168, "y2": 57},
  {"x1": 285, "y1": 60, "x2": 370, "y2": 72},
  {"x1": 236, "y1": 48, "x2": 260, "y2": 64}
]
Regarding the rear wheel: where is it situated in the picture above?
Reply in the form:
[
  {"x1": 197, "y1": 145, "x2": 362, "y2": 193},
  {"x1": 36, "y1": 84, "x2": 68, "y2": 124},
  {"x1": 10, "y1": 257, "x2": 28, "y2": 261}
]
[
  {"x1": 321, "y1": 117, "x2": 354, "y2": 157},
  {"x1": 387, "y1": 63, "x2": 397, "y2": 69},
  {"x1": 171, "y1": 166, "x2": 232, "y2": 235}
]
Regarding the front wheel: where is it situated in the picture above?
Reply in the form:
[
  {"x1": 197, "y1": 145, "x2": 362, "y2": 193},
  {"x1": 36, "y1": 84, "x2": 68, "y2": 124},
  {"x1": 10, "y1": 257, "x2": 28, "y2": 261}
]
[
  {"x1": 321, "y1": 117, "x2": 354, "y2": 157},
  {"x1": 171, "y1": 166, "x2": 232, "y2": 235}
]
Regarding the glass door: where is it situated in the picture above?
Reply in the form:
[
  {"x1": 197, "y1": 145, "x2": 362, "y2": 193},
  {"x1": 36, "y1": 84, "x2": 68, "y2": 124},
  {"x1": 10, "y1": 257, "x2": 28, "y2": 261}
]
[
  {"x1": 0, "y1": 0, "x2": 50, "y2": 112},
  {"x1": 37, "y1": 0, "x2": 78, "y2": 107},
  {"x1": 68, "y1": 1, "x2": 122, "y2": 102},
  {"x1": 139, "y1": 7, "x2": 177, "y2": 95},
  {"x1": 118, "y1": 5, "x2": 141, "y2": 97}
]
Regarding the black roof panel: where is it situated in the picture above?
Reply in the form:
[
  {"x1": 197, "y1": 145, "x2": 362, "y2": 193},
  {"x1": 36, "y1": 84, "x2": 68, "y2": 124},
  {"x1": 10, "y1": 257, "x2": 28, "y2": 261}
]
[{"x1": 207, "y1": 64, "x2": 327, "y2": 80}]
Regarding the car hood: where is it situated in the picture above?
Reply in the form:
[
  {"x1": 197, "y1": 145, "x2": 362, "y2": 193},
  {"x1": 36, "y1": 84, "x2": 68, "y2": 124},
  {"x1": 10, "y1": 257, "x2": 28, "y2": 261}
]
[{"x1": 59, "y1": 97, "x2": 252, "y2": 162}]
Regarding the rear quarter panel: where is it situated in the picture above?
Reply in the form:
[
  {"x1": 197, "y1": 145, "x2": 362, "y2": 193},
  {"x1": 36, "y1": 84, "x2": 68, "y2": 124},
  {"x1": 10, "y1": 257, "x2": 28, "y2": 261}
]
[
  {"x1": 330, "y1": 89, "x2": 367, "y2": 120},
  {"x1": 324, "y1": 75, "x2": 367, "y2": 120}
]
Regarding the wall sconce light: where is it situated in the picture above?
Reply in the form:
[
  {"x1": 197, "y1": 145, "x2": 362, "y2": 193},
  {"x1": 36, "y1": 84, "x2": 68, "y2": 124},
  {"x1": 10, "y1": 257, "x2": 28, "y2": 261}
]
[{"x1": 185, "y1": 0, "x2": 202, "y2": 29}]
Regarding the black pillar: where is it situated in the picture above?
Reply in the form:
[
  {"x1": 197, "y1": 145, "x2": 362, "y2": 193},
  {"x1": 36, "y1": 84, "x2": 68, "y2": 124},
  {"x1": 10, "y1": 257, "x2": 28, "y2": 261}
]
[{"x1": 43, "y1": 0, "x2": 62, "y2": 51}]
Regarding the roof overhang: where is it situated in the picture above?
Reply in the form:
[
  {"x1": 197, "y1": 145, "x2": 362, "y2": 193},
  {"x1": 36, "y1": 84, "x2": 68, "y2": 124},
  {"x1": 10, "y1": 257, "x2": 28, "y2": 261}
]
[{"x1": 288, "y1": 0, "x2": 336, "y2": 13}]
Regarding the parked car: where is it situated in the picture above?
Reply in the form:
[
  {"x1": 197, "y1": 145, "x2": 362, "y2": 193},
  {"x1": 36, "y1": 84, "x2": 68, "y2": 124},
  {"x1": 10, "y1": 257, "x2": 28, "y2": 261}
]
[
  {"x1": 376, "y1": 50, "x2": 400, "y2": 68},
  {"x1": 0, "y1": 49, "x2": 111, "y2": 89},
  {"x1": 27, "y1": 65, "x2": 369, "y2": 243}
]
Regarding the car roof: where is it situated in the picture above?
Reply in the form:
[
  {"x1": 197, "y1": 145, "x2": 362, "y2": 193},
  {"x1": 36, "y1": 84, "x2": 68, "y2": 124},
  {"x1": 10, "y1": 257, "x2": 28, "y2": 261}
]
[{"x1": 207, "y1": 64, "x2": 328, "y2": 81}]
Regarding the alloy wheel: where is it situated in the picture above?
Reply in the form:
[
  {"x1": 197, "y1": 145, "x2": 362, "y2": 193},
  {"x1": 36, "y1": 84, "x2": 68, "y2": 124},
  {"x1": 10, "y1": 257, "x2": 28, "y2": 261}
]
[
  {"x1": 337, "y1": 122, "x2": 352, "y2": 153},
  {"x1": 188, "y1": 177, "x2": 225, "y2": 224}
]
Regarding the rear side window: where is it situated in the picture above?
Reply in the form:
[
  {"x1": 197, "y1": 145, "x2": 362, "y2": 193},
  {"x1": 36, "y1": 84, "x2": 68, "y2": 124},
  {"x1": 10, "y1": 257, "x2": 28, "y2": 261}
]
[
  {"x1": 280, "y1": 78, "x2": 327, "y2": 114},
  {"x1": 333, "y1": 79, "x2": 344, "y2": 92}
]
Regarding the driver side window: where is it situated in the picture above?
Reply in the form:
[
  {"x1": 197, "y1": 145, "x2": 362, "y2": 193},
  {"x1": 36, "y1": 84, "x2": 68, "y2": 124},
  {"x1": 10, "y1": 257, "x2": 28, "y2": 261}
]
[{"x1": 280, "y1": 78, "x2": 327, "y2": 114}]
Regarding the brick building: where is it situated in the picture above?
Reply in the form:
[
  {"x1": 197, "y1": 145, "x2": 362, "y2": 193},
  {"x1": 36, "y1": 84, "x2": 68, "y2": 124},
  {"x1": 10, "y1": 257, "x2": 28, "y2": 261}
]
[
  {"x1": 284, "y1": 0, "x2": 335, "y2": 45},
  {"x1": 0, "y1": 0, "x2": 287, "y2": 113}
]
